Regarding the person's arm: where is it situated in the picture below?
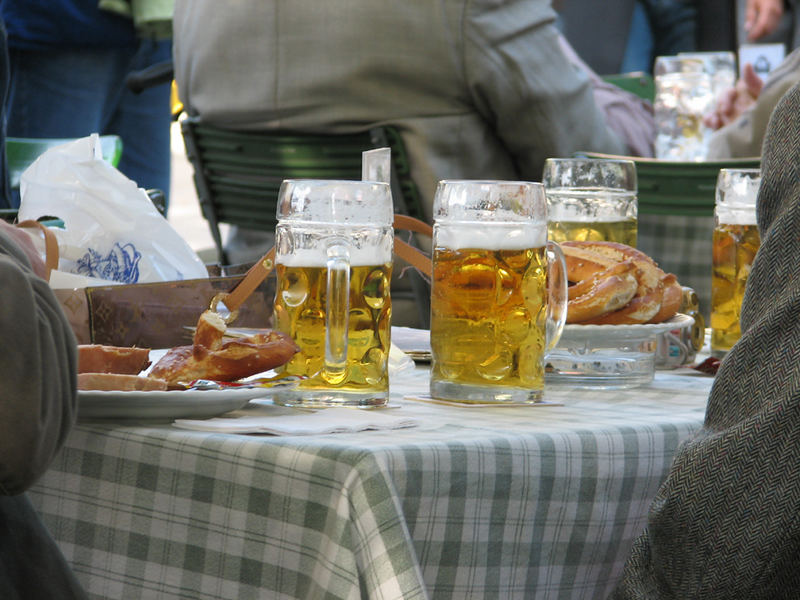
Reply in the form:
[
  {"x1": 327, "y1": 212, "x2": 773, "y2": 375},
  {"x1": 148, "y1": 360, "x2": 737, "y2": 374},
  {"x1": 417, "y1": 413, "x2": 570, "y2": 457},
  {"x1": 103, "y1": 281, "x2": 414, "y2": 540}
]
[
  {"x1": 557, "y1": 33, "x2": 655, "y2": 157},
  {"x1": 745, "y1": 0, "x2": 785, "y2": 41},
  {"x1": 0, "y1": 222, "x2": 78, "y2": 496},
  {"x1": 461, "y1": 0, "x2": 628, "y2": 179},
  {"x1": 704, "y1": 63, "x2": 764, "y2": 130}
]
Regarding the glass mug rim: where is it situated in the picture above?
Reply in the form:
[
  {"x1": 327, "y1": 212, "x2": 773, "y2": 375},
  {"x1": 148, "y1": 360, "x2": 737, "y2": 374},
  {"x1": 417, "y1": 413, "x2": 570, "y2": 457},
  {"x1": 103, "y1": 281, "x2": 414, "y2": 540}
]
[
  {"x1": 433, "y1": 180, "x2": 547, "y2": 222},
  {"x1": 437, "y1": 178, "x2": 538, "y2": 186},
  {"x1": 653, "y1": 54, "x2": 706, "y2": 72},
  {"x1": 542, "y1": 157, "x2": 636, "y2": 168},
  {"x1": 717, "y1": 168, "x2": 761, "y2": 178},
  {"x1": 715, "y1": 168, "x2": 761, "y2": 208},
  {"x1": 542, "y1": 157, "x2": 637, "y2": 192},
  {"x1": 654, "y1": 69, "x2": 712, "y2": 81},
  {"x1": 277, "y1": 179, "x2": 393, "y2": 225}
]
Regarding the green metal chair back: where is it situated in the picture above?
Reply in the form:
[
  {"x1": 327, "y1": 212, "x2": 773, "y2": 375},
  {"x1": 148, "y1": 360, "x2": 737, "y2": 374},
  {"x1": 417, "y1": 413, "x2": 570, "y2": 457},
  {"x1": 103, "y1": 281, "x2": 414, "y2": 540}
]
[
  {"x1": 602, "y1": 72, "x2": 655, "y2": 103},
  {"x1": 180, "y1": 116, "x2": 430, "y2": 326},
  {"x1": 634, "y1": 156, "x2": 761, "y2": 217}
]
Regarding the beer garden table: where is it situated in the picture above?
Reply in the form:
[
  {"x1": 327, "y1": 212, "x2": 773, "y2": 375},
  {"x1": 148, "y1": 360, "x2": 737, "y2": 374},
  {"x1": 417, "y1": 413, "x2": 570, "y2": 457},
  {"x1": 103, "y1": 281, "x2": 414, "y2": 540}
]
[{"x1": 28, "y1": 355, "x2": 714, "y2": 599}]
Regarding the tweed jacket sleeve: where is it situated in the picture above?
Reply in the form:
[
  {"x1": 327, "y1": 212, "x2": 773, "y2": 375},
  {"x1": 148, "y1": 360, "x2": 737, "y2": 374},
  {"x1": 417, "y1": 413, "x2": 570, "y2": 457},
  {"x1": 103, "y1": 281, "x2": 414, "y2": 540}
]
[
  {"x1": 611, "y1": 81, "x2": 800, "y2": 598},
  {"x1": 0, "y1": 228, "x2": 78, "y2": 496}
]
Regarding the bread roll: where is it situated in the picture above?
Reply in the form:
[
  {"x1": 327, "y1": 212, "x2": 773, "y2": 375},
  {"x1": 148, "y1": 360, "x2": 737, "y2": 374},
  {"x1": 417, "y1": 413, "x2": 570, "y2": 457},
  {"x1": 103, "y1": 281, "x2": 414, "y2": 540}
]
[
  {"x1": 78, "y1": 345, "x2": 151, "y2": 375},
  {"x1": 78, "y1": 373, "x2": 168, "y2": 391}
]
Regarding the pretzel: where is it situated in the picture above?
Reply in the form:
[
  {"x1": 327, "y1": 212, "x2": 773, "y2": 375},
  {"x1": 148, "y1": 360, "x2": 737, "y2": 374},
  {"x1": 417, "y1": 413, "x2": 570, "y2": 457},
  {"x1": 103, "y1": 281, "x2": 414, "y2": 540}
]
[
  {"x1": 647, "y1": 273, "x2": 682, "y2": 324},
  {"x1": 565, "y1": 258, "x2": 639, "y2": 323},
  {"x1": 78, "y1": 373, "x2": 167, "y2": 391},
  {"x1": 148, "y1": 310, "x2": 299, "y2": 386},
  {"x1": 78, "y1": 344, "x2": 152, "y2": 374},
  {"x1": 562, "y1": 241, "x2": 681, "y2": 325}
]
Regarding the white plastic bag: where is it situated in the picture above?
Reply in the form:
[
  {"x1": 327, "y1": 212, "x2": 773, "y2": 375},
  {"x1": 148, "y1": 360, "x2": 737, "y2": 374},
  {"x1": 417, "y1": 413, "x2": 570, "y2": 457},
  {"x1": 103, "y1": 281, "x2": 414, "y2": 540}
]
[{"x1": 17, "y1": 134, "x2": 208, "y2": 285}]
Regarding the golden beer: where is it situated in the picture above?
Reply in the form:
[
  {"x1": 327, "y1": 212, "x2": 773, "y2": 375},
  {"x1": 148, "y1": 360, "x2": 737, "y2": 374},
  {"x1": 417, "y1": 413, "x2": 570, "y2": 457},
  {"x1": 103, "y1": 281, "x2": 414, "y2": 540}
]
[
  {"x1": 545, "y1": 188, "x2": 638, "y2": 246},
  {"x1": 430, "y1": 244, "x2": 548, "y2": 402},
  {"x1": 547, "y1": 218, "x2": 637, "y2": 246},
  {"x1": 274, "y1": 262, "x2": 392, "y2": 399},
  {"x1": 710, "y1": 223, "x2": 760, "y2": 356}
]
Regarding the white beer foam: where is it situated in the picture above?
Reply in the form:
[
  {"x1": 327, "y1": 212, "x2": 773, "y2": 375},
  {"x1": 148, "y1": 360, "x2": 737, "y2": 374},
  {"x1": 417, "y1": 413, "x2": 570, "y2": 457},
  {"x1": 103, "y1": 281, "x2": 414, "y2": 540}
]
[
  {"x1": 436, "y1": 223, "x2": 546, "y2": 250},
  {"x1": 278, "y1": 246, "x2": 392, "y2": 267},
  {"x1": 546, "y1": 189, "x2": 636, "y2": 221},
  {"x1": 546, "y1": 214, "x2": 633, "y2": 223},
  {"x1": 715, "y1": 206, "x2": 757, "y2": 226}
]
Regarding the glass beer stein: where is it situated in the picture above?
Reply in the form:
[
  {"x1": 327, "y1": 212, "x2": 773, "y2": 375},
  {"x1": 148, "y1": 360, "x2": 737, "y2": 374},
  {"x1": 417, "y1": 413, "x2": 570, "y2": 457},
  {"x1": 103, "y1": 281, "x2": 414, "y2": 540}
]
[
  {"x1": 711, "y1": 168, "x2": 761, "y2": 358},
  {"x1": 542, "y1": 158, "x2": 638, "y2": 246},
  {"x1": 653, "y1": 69, "x2": 715, "y2": 161},
  {"x1": 272, "y1": 180, "x2": 394, "y2": 407},
  {"x1": 429, "y1": 181, "x2": 568, "y2": 404}
]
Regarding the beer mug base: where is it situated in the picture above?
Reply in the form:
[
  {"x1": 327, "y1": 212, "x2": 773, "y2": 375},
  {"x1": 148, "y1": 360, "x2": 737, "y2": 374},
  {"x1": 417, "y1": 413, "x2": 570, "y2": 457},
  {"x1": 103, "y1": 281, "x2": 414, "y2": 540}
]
[
  {"x1": 430, "y1": 379, "x2": 543, "y2": 405},
  {"x1": 272, "y1": 389, "x2": 389, "y2": 409}
]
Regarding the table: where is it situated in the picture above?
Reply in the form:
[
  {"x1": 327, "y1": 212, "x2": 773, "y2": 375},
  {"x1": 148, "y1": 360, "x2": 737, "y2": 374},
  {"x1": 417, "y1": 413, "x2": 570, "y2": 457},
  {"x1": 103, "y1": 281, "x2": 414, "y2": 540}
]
[{"x1": 28, "y1": 365, "x2": 714, "y2": 600}]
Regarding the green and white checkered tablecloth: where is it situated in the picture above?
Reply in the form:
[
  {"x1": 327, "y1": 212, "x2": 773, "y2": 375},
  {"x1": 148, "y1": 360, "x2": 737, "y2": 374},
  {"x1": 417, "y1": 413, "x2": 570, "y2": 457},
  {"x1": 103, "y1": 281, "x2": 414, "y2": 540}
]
[
  {"x1": 28, "y1": 367, "x2": 713, "y2": 599},
  {"x1": 638, "y1": 213, "x2": 714, "y2": 321}
]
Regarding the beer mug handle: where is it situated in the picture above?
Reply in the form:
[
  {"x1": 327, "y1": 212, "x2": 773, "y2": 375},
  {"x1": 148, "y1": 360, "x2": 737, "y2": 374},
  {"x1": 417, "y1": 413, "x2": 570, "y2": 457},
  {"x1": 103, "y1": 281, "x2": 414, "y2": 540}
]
[
  {"x1": 546, "y1": 241, "x2": 568, "y2": 352},
  {"x1": 325, "y1": 243, "x2": 351, "y2": 376}
]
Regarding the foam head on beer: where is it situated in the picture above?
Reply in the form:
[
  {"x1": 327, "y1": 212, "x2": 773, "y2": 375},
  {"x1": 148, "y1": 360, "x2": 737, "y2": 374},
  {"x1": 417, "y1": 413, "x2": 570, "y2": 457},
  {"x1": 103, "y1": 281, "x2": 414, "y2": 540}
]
[
  {"x1": 715, "y1": 168, "x2": 760, "y2": 227},
  {"x1": 276, "y1": 238, "x2": 393, "y2": 267},
  {"x1": 435, "y1": 221, "x2": 546, "y2": 251}
]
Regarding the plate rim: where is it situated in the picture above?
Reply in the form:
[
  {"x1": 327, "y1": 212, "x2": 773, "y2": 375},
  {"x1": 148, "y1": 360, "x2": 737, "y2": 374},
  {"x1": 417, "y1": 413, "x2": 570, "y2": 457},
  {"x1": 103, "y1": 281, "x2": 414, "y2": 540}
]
[
  {"x1": 561, "y1": 313, "x2": 694, "y2": 335},
  {"x1": 77, "y1": 386, "x2": 271, "y2": 400},
  {"x1": 76, "y1": 386, "x2": 274, "y2": 421}
]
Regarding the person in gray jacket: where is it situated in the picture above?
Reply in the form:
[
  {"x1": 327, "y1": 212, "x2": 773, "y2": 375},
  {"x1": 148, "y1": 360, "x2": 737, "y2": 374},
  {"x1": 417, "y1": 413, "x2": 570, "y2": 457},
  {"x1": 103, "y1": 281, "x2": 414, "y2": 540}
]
[
  {"x1": 706, "y1": 47, "x2": 800, "y2": 159},
  {"x1": 611, "y1": 80, "x2": 800, "y2": 598},
  {"x1": 172, "y1": 0, "x2": 631, "y2": 227},
  {"x1": 0, "y1": 220, "x2": 86, "y2": 598}
]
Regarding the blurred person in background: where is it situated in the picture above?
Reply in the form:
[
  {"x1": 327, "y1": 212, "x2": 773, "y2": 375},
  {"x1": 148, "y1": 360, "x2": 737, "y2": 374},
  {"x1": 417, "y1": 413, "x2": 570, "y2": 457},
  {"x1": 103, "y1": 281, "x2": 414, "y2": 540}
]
[
  {"x1": 173, "y1": 0, "x2": 654, "y2": 264},
  {"x1": 556, "y1": 0, "x2": 697, "y2": 75},
  {"x1": 0, "y1": 0, "x2": 173, "y2": 208},
  {"x1": 557, "y1": 33, "x2": 656, "y2": 157},
  {"x1": 704, "y1": 46, "x2": 800, "y2": 157},
  {"x1": 559, "y1": 0, "x2": 796, "y2": 77},
  {"x1": 697, "y1": 0, "x2": 799, "y2": 53},
  {"x1": 741, "y1": 0, "x2": 794, "y2": 42}
]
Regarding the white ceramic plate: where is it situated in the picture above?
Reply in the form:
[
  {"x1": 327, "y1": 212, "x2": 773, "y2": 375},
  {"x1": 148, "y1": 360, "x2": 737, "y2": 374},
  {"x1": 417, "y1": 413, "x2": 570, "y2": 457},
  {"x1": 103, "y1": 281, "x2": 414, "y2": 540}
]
[
  {"x1": 77, "y1": 386, "x2": 275, "y2": 421},
  {"x1": 557, "y1": 313, "x2": 694, "y2": 344}
]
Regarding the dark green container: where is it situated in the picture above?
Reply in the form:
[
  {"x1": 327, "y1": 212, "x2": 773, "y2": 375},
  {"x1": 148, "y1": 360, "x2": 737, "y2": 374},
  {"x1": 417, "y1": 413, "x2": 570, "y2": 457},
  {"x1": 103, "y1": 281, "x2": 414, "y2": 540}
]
[{"x1": 579, "y1": 152, "x2": 761, "y2": 217}]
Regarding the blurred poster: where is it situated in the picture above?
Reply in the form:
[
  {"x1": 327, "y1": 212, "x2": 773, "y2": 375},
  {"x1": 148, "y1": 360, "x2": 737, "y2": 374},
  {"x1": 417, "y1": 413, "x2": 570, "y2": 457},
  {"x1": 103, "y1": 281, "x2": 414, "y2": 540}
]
[{"x1": 738, "y1": 43, "x2": 786, "y2": 78}]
